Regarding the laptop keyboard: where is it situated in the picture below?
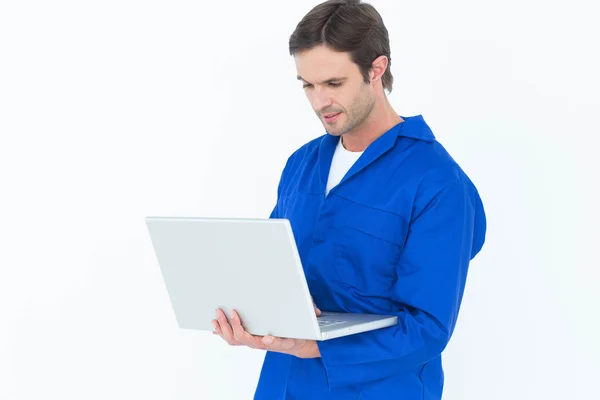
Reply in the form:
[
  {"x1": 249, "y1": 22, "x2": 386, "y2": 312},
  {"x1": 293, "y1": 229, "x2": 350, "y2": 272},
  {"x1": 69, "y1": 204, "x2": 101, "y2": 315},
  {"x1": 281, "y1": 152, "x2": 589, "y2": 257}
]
[{"x1": 318, "y1": 319, "x2": 345, "y2": 328}]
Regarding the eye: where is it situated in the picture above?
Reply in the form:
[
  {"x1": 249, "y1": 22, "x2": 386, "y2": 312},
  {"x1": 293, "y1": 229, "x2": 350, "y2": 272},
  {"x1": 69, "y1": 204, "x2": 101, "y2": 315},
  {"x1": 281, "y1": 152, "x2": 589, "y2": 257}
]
[
  {"x1": 328, "y1": 82, "x2": 342, "y2": 88},
  {"x1": 302, "y1": 83, "x2": 313, "y2": 89}
]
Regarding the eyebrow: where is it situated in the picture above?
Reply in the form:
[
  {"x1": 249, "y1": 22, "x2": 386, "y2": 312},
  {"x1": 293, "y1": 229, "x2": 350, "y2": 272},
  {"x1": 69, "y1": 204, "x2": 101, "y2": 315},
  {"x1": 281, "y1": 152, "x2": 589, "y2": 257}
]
[{"x1": 297, "y1": 75, "x2": 348, "y2": 84}]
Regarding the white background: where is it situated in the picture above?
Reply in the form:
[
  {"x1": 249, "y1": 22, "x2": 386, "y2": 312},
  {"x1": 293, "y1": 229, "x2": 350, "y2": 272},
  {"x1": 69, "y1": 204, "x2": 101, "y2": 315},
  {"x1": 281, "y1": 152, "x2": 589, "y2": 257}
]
[{"x1": 1, "y1": 0, "x2": 599, "y2": 399}]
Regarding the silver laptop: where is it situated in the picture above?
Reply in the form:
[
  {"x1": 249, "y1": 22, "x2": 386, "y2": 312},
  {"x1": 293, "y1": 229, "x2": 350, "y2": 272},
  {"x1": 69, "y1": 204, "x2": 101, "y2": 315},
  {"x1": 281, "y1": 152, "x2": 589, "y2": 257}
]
[{"x1": 145, "y1": 216, "x2": 398, "y2": 341}]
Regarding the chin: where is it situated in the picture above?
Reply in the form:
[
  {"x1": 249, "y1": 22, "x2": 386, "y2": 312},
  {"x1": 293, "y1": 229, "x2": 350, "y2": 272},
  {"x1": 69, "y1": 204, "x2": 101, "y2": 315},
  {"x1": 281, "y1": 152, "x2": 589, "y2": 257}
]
[
  {"x1": 327, "y1": 124, "x2": 351, "y2": 137},
  {"x1": 323, "y1": 124, "x2": 343, "y2": 136},
  {"x1": 322, "y1": 121, "x2": 347, "y2": 136}
]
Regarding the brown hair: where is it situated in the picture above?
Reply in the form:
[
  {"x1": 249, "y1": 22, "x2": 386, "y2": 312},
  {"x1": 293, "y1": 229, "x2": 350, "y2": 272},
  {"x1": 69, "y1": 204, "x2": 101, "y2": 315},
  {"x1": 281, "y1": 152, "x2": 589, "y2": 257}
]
[{"x1": 289, "y1": 0, "x2": 394, "y2": 93}]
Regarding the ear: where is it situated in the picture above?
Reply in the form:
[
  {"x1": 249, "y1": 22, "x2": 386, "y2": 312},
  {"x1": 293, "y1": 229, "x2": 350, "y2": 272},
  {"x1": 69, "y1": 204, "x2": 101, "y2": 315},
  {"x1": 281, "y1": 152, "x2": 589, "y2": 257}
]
[{"x1": 369, "y1": 55, "x2": 388, "y2": 86}]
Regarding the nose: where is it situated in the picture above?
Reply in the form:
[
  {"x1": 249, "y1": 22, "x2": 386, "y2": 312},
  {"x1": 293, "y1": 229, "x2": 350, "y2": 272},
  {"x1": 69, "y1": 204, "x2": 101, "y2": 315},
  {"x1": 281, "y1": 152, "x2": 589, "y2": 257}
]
[{"x1": 310, "y1": 88, "x2": 334, "y2": 113}]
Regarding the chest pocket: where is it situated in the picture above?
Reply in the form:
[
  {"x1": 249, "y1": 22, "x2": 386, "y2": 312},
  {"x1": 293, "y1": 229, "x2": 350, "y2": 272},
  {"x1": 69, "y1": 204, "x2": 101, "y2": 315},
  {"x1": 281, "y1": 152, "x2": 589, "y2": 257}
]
[{"x1": 334, "y1": 201, "x2": 408, "y2": 296}]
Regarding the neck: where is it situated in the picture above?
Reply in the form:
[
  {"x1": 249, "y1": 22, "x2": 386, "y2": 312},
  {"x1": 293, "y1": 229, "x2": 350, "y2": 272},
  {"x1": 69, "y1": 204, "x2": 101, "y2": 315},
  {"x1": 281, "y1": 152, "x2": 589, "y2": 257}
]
[{"x1": 342, "y1": 96, "x2": 403, "y2": 152}]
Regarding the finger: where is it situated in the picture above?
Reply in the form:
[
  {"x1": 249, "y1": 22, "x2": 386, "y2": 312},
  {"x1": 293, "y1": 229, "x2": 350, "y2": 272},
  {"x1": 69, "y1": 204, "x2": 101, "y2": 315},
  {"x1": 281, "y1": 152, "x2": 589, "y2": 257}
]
[
  {"x1": 216, "y1": 309, "x2": 238, "y2": 345},
  {"x1": 312, "y1": 298, "x2": 321, "y2": 316},
  {"x1": 229, "y1": 310, "x2": 246, "y2": 342},
  {"x1": 214, "y1": 318, "x2": 231, "y2": 342},
  {"x1": 212, "y1": 319, "x2": 222, "y2": 335},
  {"x1": 230, "y1": 310, "x2": 263, "y2": 348}
]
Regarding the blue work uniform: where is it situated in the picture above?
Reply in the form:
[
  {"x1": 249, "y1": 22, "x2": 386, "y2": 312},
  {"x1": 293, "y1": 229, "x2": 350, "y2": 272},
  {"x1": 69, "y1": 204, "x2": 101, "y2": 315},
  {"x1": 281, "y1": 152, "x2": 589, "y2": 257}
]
[{"x1": 254, "y1": 115, "x2": 487, "y2": 399}]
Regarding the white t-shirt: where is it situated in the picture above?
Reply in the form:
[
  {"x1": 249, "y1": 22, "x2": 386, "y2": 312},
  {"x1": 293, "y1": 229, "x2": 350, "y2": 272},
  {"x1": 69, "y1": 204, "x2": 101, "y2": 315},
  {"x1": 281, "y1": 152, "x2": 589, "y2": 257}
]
[{"x1": 325, "y1": 137, "x2": 363, "y2": 196}]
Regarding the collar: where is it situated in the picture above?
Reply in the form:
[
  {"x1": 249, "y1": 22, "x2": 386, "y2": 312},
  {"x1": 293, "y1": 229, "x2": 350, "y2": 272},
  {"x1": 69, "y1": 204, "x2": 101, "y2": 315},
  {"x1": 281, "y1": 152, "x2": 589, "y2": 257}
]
[{"x1": 394, "y1": 115, "x2": 436, "y2": 142}]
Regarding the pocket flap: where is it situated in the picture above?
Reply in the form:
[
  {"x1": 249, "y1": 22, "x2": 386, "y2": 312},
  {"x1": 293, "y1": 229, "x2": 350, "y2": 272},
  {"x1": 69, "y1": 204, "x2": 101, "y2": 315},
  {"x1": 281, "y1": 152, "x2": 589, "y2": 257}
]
[{"x1": 344, "y1": 203, "x2": 407, "y2": 247}]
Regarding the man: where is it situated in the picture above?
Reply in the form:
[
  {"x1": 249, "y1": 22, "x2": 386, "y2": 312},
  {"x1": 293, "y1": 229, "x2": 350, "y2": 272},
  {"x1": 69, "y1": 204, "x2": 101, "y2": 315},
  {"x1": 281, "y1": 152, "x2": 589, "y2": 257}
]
[{"x1": 212, "y1": 0, "x2": 487, "y2": 398}]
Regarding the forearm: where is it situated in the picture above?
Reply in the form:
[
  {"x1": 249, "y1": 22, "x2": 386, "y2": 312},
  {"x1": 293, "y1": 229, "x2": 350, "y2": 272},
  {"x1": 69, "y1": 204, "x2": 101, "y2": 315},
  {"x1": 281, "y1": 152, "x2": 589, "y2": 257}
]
[{"x1": 316, "y1": 308, "x2": 448, "y2": 389}]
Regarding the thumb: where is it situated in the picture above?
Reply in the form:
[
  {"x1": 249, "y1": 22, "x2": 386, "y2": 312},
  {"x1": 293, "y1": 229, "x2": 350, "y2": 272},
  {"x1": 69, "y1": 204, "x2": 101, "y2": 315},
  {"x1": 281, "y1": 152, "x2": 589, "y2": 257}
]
[{"x1": 312, "y1": 298, "x2": 321, "y2": 316}]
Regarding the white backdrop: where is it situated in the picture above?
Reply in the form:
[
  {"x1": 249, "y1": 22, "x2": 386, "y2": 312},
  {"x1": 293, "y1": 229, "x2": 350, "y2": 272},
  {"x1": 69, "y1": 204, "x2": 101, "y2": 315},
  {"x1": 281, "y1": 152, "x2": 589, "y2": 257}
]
[{"x1": 1, "y1": 0, "x2": 599, "y2": 399}]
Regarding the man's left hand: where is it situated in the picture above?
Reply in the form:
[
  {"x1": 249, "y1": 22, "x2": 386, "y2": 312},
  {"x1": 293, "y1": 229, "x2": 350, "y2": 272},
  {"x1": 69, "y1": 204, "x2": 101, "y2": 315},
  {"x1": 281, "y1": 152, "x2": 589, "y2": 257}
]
[{"x1": 212, "y1": 308, "x2": 321, "y2": 359}]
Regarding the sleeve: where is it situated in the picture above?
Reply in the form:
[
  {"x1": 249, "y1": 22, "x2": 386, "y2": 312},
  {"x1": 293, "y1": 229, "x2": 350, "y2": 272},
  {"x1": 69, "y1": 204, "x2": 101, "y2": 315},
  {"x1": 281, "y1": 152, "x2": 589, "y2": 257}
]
[
  {"x1": 268, "y1": 153, "x2": 295, "y2": 220},
  {"x1": 316, "y1": 177, "x2": 487, "y2": 390},
  {"x1": 269, "y1": 204, "x2": 279, "y2": 219}
]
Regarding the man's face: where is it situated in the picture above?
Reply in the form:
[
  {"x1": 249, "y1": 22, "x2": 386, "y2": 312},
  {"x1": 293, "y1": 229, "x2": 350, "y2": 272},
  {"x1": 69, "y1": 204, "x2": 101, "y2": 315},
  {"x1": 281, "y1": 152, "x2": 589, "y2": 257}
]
[{"x1": 294, "y1": 45, "x2": 375, "y2": 136}]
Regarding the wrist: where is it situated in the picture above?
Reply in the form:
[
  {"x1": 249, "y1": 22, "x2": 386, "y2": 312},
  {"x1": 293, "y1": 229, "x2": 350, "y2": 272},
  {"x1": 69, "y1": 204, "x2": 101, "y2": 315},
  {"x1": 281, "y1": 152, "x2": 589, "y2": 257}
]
[{"x1": 297, "y1": 340, "x2": 320, "y2": 359}]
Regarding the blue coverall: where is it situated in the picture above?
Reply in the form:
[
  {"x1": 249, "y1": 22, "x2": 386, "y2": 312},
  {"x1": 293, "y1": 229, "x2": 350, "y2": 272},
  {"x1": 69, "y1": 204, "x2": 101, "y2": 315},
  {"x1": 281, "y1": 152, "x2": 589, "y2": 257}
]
[{"x1": 254, "y1": 115, "x2": 487, "y2": 399}]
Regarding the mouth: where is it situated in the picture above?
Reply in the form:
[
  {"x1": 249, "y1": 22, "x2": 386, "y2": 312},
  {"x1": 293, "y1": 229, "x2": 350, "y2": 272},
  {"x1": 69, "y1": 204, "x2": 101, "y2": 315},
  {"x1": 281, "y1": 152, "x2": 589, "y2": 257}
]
[{"x1": 322, "y1": 112, "x2": 341, "y2": 123}]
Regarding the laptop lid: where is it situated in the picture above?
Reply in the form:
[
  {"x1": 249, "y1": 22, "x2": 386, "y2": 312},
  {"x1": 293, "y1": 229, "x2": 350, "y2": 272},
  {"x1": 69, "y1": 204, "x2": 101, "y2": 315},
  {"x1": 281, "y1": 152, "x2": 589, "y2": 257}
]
[{"x1": 145, "y1": 216, "x2": 322, "y2": 340}]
